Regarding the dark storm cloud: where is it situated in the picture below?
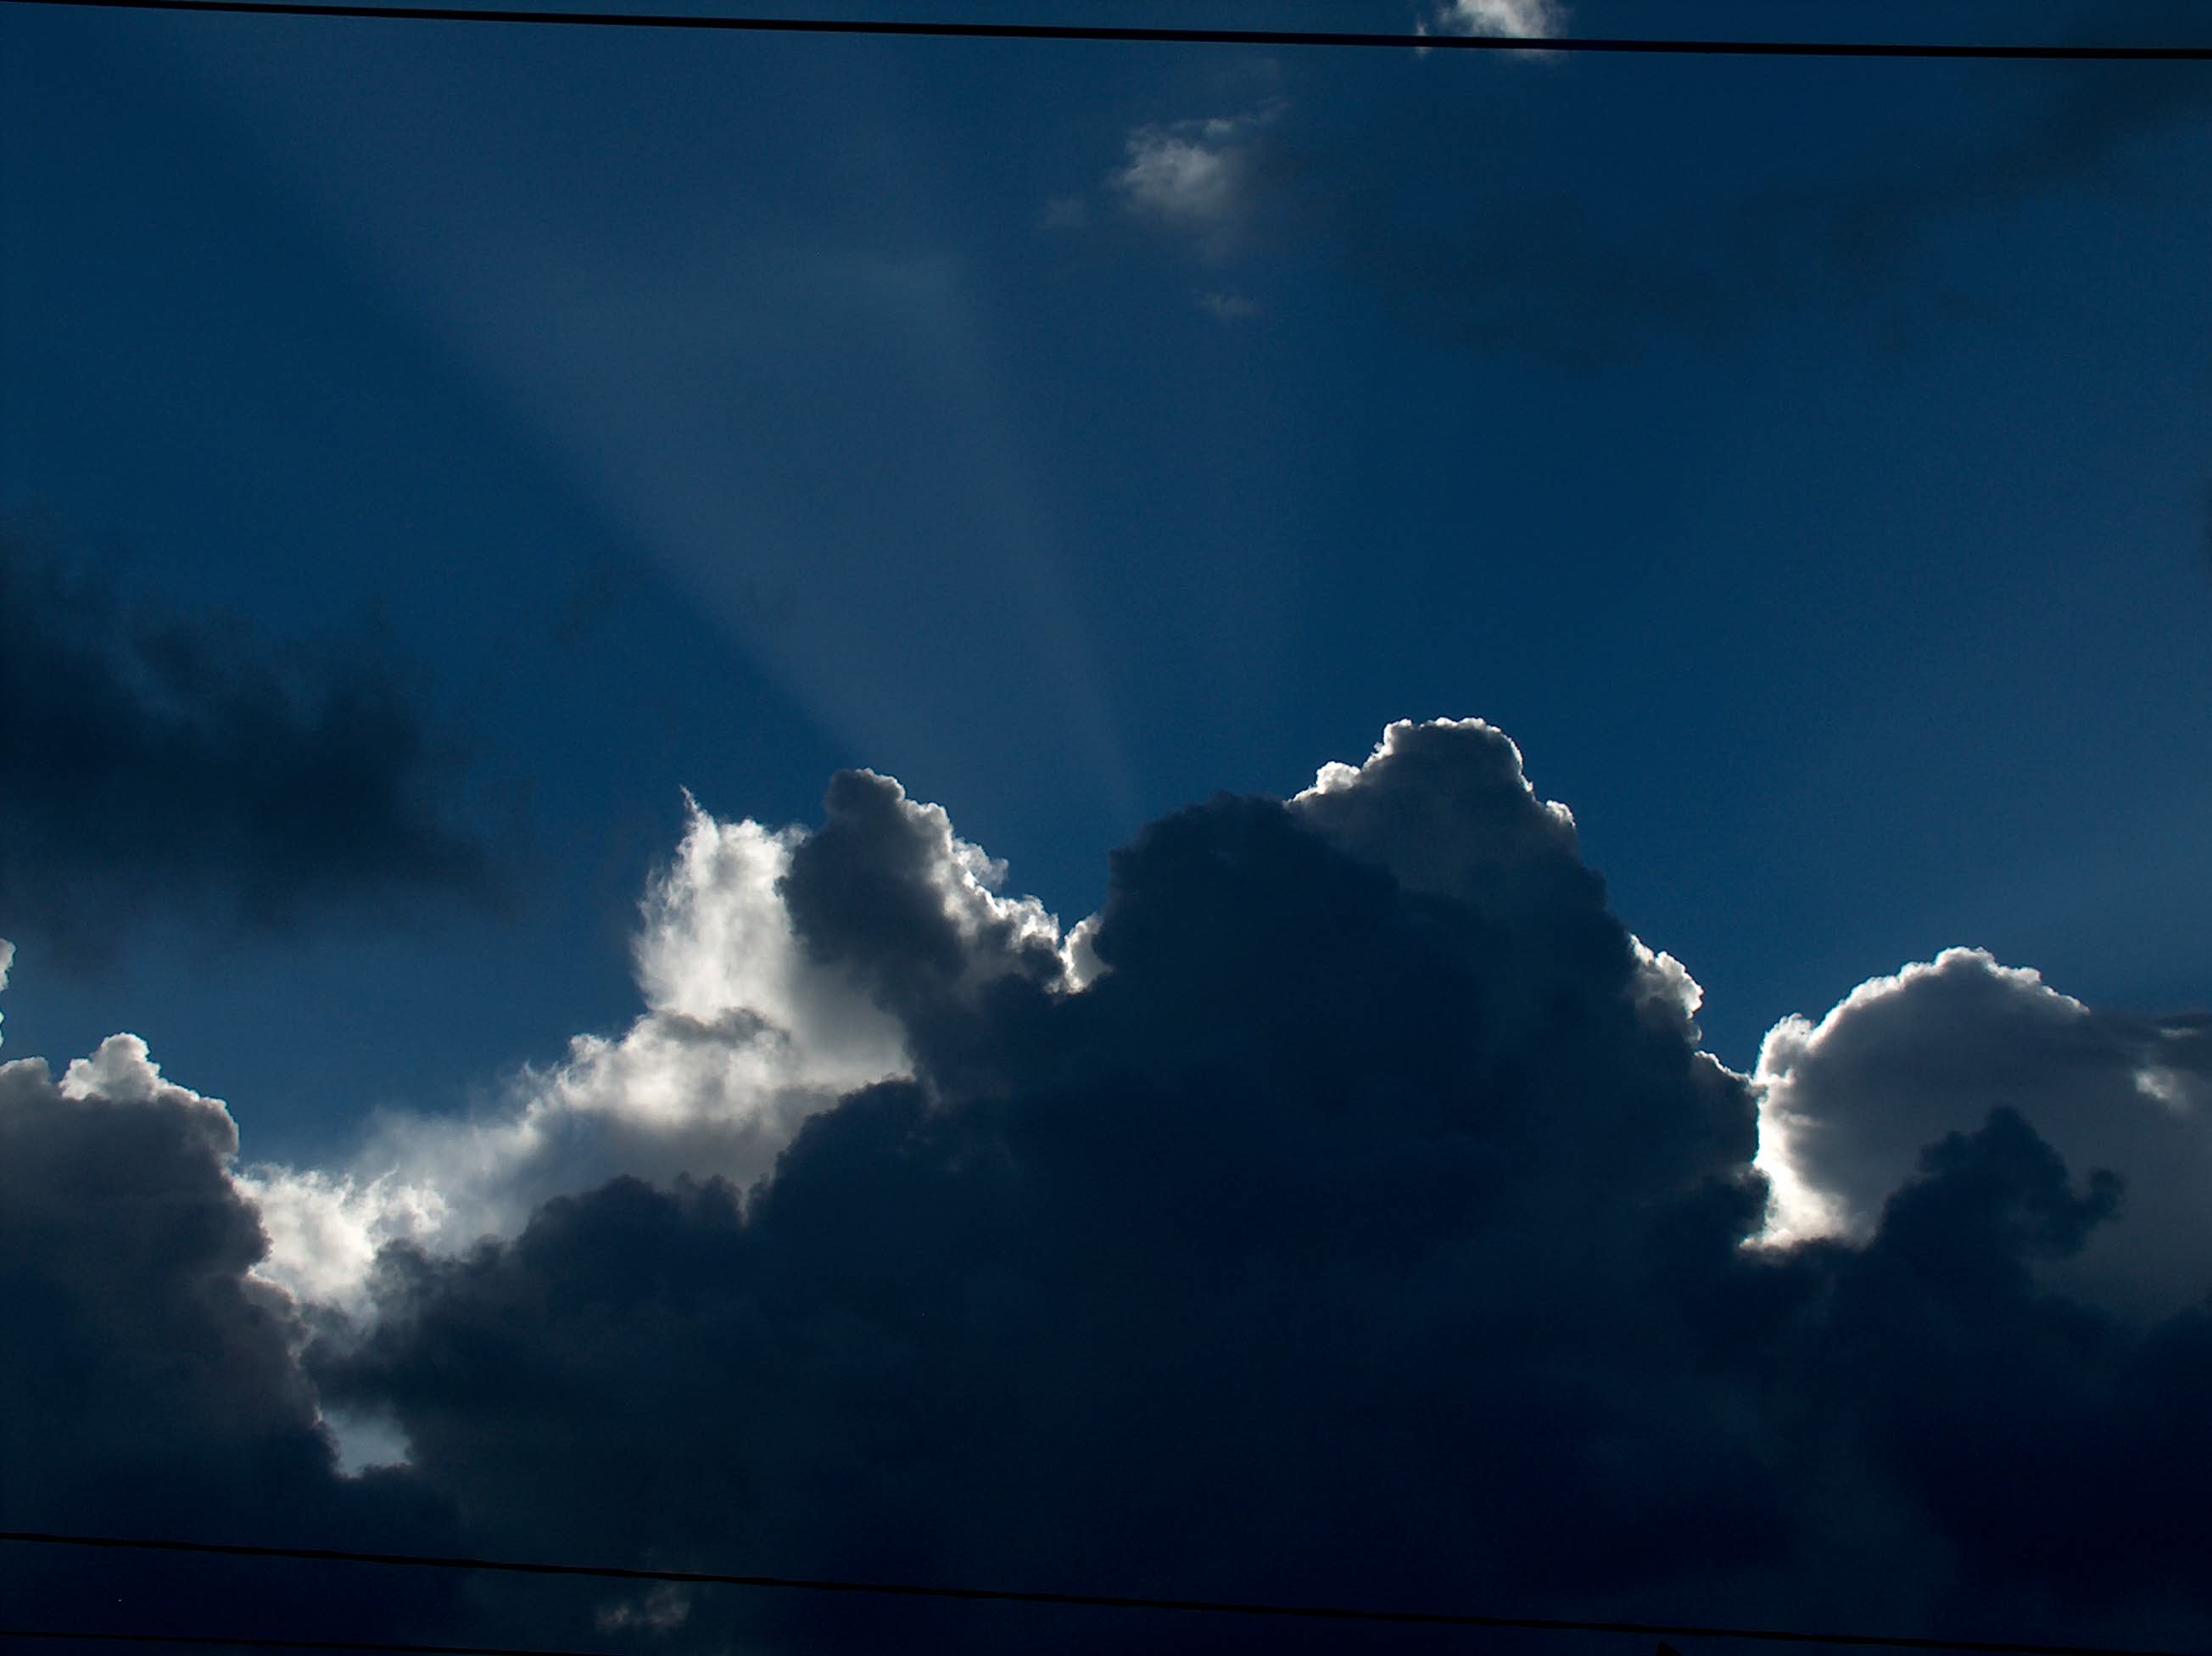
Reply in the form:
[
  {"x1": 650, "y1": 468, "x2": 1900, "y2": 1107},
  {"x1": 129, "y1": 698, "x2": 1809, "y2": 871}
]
[
  {"x1": 306, "y1": 724, "x2": 2210, "y2": 1652},
  {"x1": 777, "y1": 768, "x2": 1064, "y2": 1021},
  {"x1": 1723, "y1": 1, "x2": 2212, "y2": 316},
  {"x1": 0, "y1": 1038, "x2": 459, "y2": 1644},
  {"x1": 319, "y1": 724, "x2": 1794, "y2": 1653},
  {"x1": 15, "y1": 721, "x2": 2212, "y2": 1653},
  {"x1": 1749, "y1": 1110, "x2": 2212, "y2": 1634},
  {"x1": 1756, "y1": 948, "x2": 2212, "y2": 1318},
  {"x1": 0, "y1": 535, "x2": 494, "y2": 968}
]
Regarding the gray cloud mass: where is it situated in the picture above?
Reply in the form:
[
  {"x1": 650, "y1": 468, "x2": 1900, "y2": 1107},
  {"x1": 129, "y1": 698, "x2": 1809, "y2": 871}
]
[{"x1": 7, "y1": 720, "x2": 2212, "y2": 1653}]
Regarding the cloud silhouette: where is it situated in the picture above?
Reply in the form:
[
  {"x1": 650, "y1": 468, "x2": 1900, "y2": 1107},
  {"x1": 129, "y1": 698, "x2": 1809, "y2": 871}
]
[
  {"x1": 0, "y1": 1034, "x2": 461, "y2": 1642},
  {"x1": 9, "y1": 719, "x2": 2212, "y2": 1654},
  {"x1": 1755, "y1": 948, "x2": 2212, "y2": 1318},
  {"x1": 1426, "y1": 0, "x2": 1567, "y2": 42},
  {"x1": 1109, "y1": 106, "x2": 1291, "y2": 266}
]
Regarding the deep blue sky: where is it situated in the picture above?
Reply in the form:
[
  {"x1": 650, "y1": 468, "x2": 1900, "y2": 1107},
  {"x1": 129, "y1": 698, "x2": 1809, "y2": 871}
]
[{"x1": 4, "y1": 0, "x2": 2209, "y2": 1162}]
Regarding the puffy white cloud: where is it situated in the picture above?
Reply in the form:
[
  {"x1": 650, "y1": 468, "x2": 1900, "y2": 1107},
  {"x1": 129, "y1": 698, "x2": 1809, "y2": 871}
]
[
  {"x1": 1290, "y1": 718, "x2": 1585, "y2": 912},
  {"x1": 1, "y1": 1027, "x2": 459, "y2": 1638},
  {"x1": 595, "y1": 1583, "x2": 692, "y2": 1635},
  {"x1": 243, "y1": 785, "x2": 1094, "y2": 1311},
  {"x1": 1753, "y1": 947, "x2": 2212, "y2": 1316},
  {"x1": 237, "y1": 801, "x2": 897, "y2": 1304},
  {"x1": 1039, "y1": 194, "x2": 1088, "y2": 231},
  {"x1": 236, "y1": 1163, "x2": 452, "y2": 1313},
  {"x1": 54, "y1": 1029, "x2": 225, "y2": 1119},
  {"x1": 1630, "y1": 934, "x2": 1707, "y2": 1039},
  {"x1": 1426, "y1": 0, "x2": 1566, "y2": 39},
  {"x1": 1109, "y1": 107, "x2": 1281, "y2": 264},
  {"x1": 0, "y1": 935, "x2": 13, "y2": 1050}
]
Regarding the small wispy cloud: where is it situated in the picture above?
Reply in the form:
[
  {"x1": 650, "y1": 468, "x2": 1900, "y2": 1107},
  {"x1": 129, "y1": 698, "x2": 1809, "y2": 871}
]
[
  {"x1": 1109, "y1": 104, "x2": 1282, "y2": 263},
  {"x1": 595, "y1": 1584, "x2": 692, "y2": 1634},
  {"x1": 1423, "y1": 0, "x2": 1567, "y2": 37},
  {"x1": 1197, "y1": 291, "x2": 1260, "y2": 321},
  {"x1": 1039, "y1": 194, "x2": 1089, "y2": 232}
]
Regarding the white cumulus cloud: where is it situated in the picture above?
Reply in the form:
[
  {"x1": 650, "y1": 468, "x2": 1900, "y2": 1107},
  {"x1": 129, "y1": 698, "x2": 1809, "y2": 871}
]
[
  {"x1": 1753, "y1": 946, "x2": 2212, "y2": 1317},
  {"x1": 1427, "y1": 0, "x2": 1566, "y2": 37},
  {"x1": 1110, "y1": 107, "x2": 1281, "y2": 264},
  {"x1": 237, "y1": 786, "x2": 1095, "y2": 1313}
]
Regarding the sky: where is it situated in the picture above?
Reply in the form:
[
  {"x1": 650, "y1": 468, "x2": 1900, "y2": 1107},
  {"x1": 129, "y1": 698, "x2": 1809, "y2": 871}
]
[{"x1": 4, "y1": 0, "x2": 2212, "y2": 1652}]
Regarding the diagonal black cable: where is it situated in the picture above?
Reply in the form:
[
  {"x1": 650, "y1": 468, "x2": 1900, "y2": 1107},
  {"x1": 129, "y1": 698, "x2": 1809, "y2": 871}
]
[
  {"x1": 3, "y1": 1531, "x2": 2207, "y2": 1656},
  {"x1": 0, "y1": 0, "x2": 2208, "y2": 60}
]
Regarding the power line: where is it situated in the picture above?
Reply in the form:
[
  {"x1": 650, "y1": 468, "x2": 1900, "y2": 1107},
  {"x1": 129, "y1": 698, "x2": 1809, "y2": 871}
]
[
  {"x1": 3, "y1": 1533, "x2": 2205, "y2": 1656},
  {"x1": 1, "y1": 0, "x2": 2209, "y2": 60},
  {"x1": 0, "y1": 1632, "x2": 612, "y2": 1656}
]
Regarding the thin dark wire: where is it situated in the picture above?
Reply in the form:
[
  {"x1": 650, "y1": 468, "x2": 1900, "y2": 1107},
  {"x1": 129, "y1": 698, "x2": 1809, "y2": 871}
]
[
  {"x1": 0, "y1": 1632, "x2": 610, "y2": 1656},
  {"x1": 0, "y1": 0, "x2": 2209, "y2": 59},
  {"x1": 3, "y1": 1533, "x2": 2205, "y2": 1656}
]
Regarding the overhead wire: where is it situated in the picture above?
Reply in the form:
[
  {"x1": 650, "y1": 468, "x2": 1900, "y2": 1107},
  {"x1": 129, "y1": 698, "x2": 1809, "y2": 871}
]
[
  {"x1": 0, "y1": 0, "x2": 2204, "y2": 1649},
  {"x1": 0, "y1": 0, "x2": 2209, "y2": 60},
  {"x1": 3, "y1": 1532, "x2": 2206, "y2": 1656}
]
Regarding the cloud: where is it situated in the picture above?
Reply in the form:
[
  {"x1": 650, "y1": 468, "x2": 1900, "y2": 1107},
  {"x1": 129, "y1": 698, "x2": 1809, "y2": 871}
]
[
  {"x1": 241, "y1": 780, "x2": 1065, "y2": 1311},
  {"x1": 1752, "y1": 1108, "x2": 2212, "y2": 1631},
  {"x1": 1040, "y1": 194, "x2": 1089, "y2": 231},
  {"x1": 0, "y1": 1032, "x2": 460, "y2": 1641},
  {"x1": 0, "y1": 534, "x2": 495, "y2": 971},
  {"x1": 1427, "y1": 0, "x2": 1567, "y2": 38},
  {"x1": 1109, "y1": 106, "x2": 1286, "y2": 265},
  {"x1": 1077, "y1": 3, "x2": 2212, "y2": 366},
  {"x1": 14, "y1": 720, "x2": 2212, "y2": 1653},
  {"x1": 1753, "y1": 946, "x2": 2212, "y2": 1318},
  {"x1": 300, "y1": 721, "x2": 1793, "y2": 1648}
]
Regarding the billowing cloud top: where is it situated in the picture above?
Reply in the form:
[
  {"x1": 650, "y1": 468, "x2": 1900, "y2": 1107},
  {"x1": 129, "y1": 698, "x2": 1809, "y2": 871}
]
[
  {"x1": 9, "y1": 719, "x2": 2212, "y2": 1654},
  {"x1": 1754, "y1": 947, "x2": 2212, "y2": 1315}
]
